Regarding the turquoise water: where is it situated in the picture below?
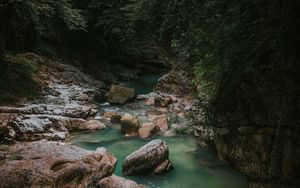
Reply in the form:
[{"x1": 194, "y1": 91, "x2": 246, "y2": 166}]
[
  {"x1": 67, "y1": 74, "x2": 247, "y2": 188},
  {"x1": 67, "y1": 127, "x2": 247, "y2": 188},
  {"x1": 120, "y1": 74, "x2": 161, "y2": 94}
]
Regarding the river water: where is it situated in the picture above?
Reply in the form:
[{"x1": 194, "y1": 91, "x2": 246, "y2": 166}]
[{"x1": 67, "y1": 74, "x2": 247, "y2": 188}]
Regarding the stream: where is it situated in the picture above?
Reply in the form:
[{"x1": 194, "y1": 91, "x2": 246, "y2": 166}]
[{"x1": 67, "y1": 74, "x2": 247, "y2": 188}]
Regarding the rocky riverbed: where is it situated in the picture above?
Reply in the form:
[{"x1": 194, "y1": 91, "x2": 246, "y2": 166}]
[{"x1": 0, "y1": 55, "x2": 247, "y2": 188}]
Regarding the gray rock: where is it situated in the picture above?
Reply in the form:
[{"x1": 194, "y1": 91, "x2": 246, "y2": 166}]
[{"x1": 122, "y1": 139, "x2": 173, "y2": 176}]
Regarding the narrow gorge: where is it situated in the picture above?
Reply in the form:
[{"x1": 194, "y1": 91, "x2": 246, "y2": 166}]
[{"x1": 0, "y1": 0, "x2": 299, "y2": 188}]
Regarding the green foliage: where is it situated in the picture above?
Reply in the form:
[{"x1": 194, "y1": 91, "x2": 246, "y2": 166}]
[
  {"x1": 89, "y1": 0, "x2": 167, "y2": 60},
  {"x1": 159, "y1": 0, "x2": 300, "y2": 127},
  {"x1": 0, "y1": 0, "x2": 87, "y2": 52},
  {"x1": 0, "y1": 54, "x2": 40, "y2": 104}
]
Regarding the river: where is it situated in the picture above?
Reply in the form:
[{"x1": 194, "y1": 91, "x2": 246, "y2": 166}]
[{"x1": 67, "y1": 74, "x2": 247, "y2": 188}]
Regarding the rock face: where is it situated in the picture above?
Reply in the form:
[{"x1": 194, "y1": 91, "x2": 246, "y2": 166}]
[
  {"x1": 0, "y1": 141, "x2": 117, "y2": 188},
  {"x1": 120, "y1": 113, "x2": 140, "y2": 136},
  {"x1": 97, "y1": 174, "x2": 147, "y2": 188},
  {"x1": 138, "y1": 122, "x2": 160, "y2": 138},
  {"x1": 122, "y1": 139, "x2": 172, "y2": 176},
  {"x1": 214, "y1": 127, "x2": 300, "y2": 188},
  {"x1": 106, "y1": 85, "x2": 136, "y2": 105},
  {"x1": 2, "y1": 114, "x2": 106, "y2": 141},
  {"x1": 154, "y1": 61, "x2": 196, "y2": 97}
]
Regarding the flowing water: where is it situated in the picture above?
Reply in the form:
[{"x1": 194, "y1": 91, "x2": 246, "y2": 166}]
[{"x1": 67, "y1": 74, "x2": 247, "y2": 188}]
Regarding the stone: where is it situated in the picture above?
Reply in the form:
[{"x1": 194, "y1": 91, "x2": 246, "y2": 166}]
[
  {"x1": 103, "y1": 111, "x2": 118, "y2": 119},
  {"x1": 122, "y1": 139, "x2": 173, "y2": 176},
  {"x1": 0, "y1": 141, "x2": 117, "y2": 188},
  {"x1": 138, "y1": 122, "x2": 160, "y2": 138},
  {"x1": 149, "y1": 114, "x2": 169, "y2": 131},
  {"x1": 120, "y1": 113, "x2": 139, "y2": 136},
  {"x1": 146, "y1": 97, "x2": 155, "y2": 106},
  {"x1": 80, "y1": 120, "x2": 106, "y2": 130},
  {"x1": 111, "y1": 114, "x2": 122, "y2": 124},
  {"x1": 97, "y1": 174, "x2": 147, "y2": 188},
  {"x1": 106, "y1": 85, "x2": 136, "y2": 105}
]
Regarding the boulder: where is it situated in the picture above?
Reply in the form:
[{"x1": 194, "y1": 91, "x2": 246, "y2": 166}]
[
  {"x1": 149, "y1": 114, "x2": 169, "y2": 131},
  {"x1": 122, "y1": 139, "x2": 173, "y2": 176},
  {"x1": 111, "y1": 114, "x2": 122, "y2": 124},
  {"x1": 0, "y1": 141, "x2": 117, "y2": 188},
  {"x1": 106, "y1": 85, "x2": 136, "y2": 105},
  {"x1": 138, "y1": 122, "x2": 160, "y2": 138},
  {"x1": 79, "y1": 120, "x2": 106, "y2": 130},
  {"x1": 97, "y1": 174, "x2": 147, "y2": 188},
  {"x1": 120, "y1": 113, "x2": 139, "y2": 136}
]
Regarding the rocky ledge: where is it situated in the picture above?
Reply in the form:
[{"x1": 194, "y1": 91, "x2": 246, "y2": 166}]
[
  {"x1": 0, "y1": 53, "x2": 106, "y2": 142},
  {"x1": 0, "y1": 141, "x2": 117, "y2": 188}
]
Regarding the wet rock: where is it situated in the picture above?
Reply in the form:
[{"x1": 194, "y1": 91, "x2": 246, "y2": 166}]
[
  {"x1": 79, "y1": 120, "x2": 106, "y2": 130},
  {"x1": 120, "y1": 113, "x2": 140, "y2": 136},
  {"x1": 111, "y1": 114, "x2": 122, "y2": 124},
  {"x1": 122, "y1": 139, "x2": 173, "y2": 176},
  {"x1": 106, "y1": 85, "x2": 136, "y2": 105},
  {"x1": 193, "y1": 125, "x2": 214, "y2": 147},
  {"x1": 97, "y1": 174, "x2": 147, "y2": 188},
  {"x1": 0, "y1": 141, "x2": 117, "y2": 188},
  {"x1": 149, "y1": 114, "x2": 169, "y2": 131},
  {"x1": 138, "y1": 122, "x2": 160, "y2": 138},
  {"x1": 103, "y1": 111, "x2": 119, "y2": 119}
]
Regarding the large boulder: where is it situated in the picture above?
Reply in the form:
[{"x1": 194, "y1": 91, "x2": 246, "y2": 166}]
[
  {"x1": 149, "y1": 114, "x2": 169, "y2": 131},
  {"x1": 138, "y1": 122, "x2": 160, "y2": 138},
  {"x1": 106, "y1": 85, "x2": 136, "y2": 105},
  {"x1": 122, "y1": 139, "x2": 173, "y2": 176},
  {"x1": 120, "y1": 113, "x2": 140, "y2": 136},
  {"x1": 0, "y1": 141, "x2": 117, "y2": 188},
  {"x1": 97, "y1": 174, "x2": 147, "y2": 188}
]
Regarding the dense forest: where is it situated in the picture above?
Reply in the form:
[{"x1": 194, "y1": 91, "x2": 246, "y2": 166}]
[{"x1": 0, "y1": 0, "x2": 299, "y2": 188}]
